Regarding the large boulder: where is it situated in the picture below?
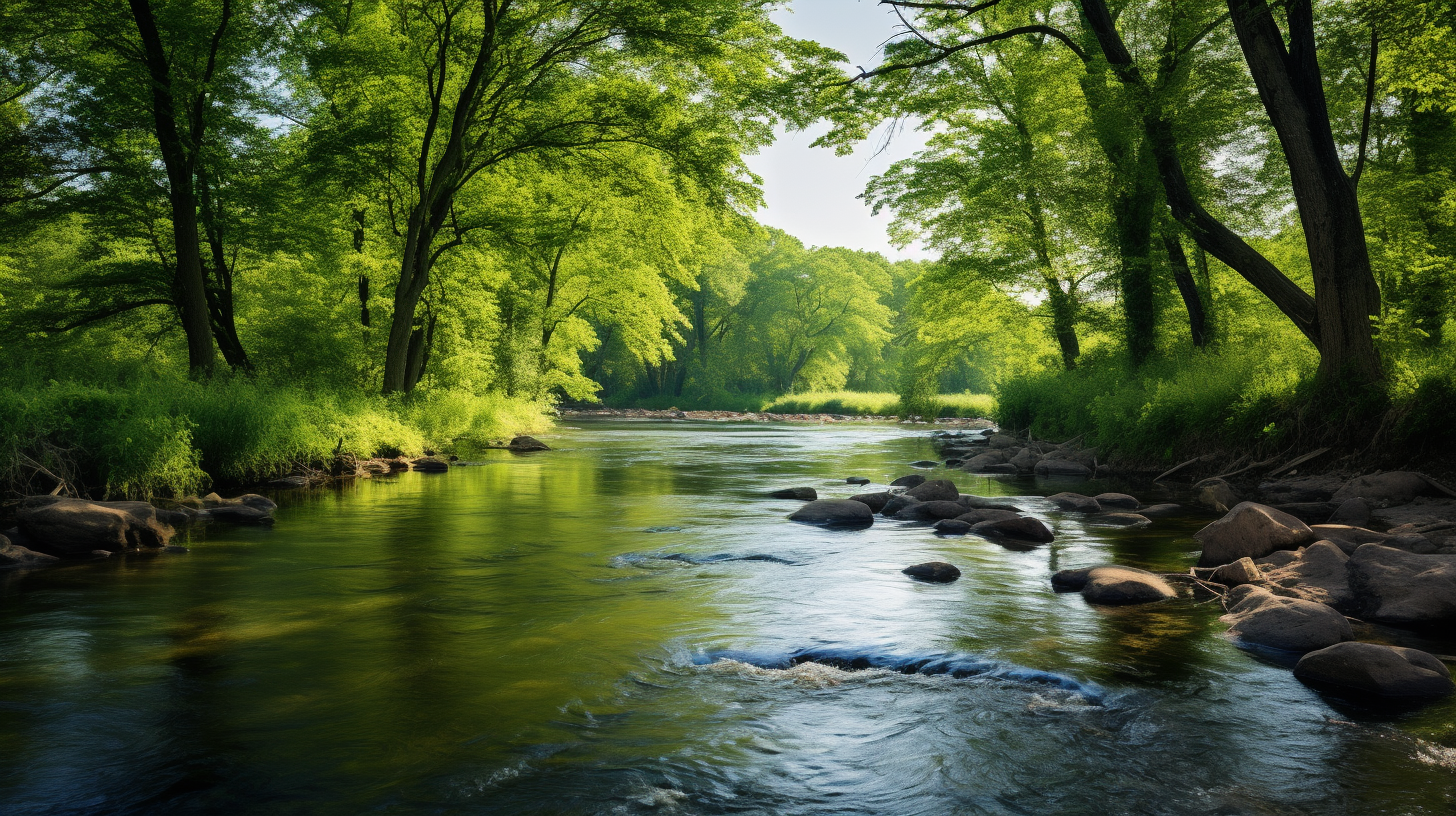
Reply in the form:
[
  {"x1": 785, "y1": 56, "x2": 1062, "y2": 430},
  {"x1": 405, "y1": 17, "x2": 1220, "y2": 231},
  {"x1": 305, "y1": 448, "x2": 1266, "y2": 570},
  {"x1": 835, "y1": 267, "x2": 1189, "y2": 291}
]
[
  {"x1": 1194, "y1": 502, "x2": 1315, "y2": 567},
  {"x1": 788, "y1": 500, "x2": 874, "y2": 527},
  {"x1": 932, "y1": 519, "x2": 973, "y2": 535},
  {"x1": 963, "y1": 451, "x2": 1008, "y2": 472},
  {"x1": 1194, "y1": 478, "x2": 1240, "y2": 513},
  {"x1": 1345, "y1": 544, "x2": 1456, "y2": 626},
  {"x1": 902, "y1": 561, "x2": 962, "y2": 582},
  {"x1": 847, "y1": 492, "x2": 892, "y2": 513},
  {"x1": 1332, "y1": 471, "x2": 1450, "y2": 508},
  {"x1": 1260, "y1": 540, "x2": 1355, "y2": 610},
  {"x1": 880, "y1": 494, "x2": 923, "y2": 517},
  {"x1": 1051, "y1": 567, "x2": 1096, "y2": 592},
  {"x1": 1220, "y1": 586, "x2": 1352, "y2": 652},
  {"x1": 16, "y1": 497, "x2": 175, "y2": 557},
  {"x1": 1047, "y1": 492, "x2": 1101, "y2": 513},
  {"x1": 1008, "y1": 448, "x2": 1041, "y2": 472},
  {"x1": 1035, "y1": 459, "x2": 1092, "y2": 478},
  {"x1": 969, "y1": 516, "x2": 1054, "y2": 543},
  {"x1": 768, "y1": 487, "x2": 817, "y2": 501},
  {"x1": 889, "y1": 474, "x2": 926, "y2": 488},
  {"x1": 0, "y1": 534, "x2": 59, "y2": 569},
  {"x1": 1094, "y1": 493, "x2": 1141, "y2": 510},
  {"x1": 895, "y1": 500, "x2": 967, "y2": 521},
  {"x1": 508, "y1": 435, "x2": 551, "y2": 452},
  {"x1": 905, "y1": 479, "x2": 959, "y2": 502},
  {"x1": 1294, "y1": 642, "x2": 1455, "y2": 698},
  {"x1": 1081, "y1": 567, "x2": 1177, "y2": 605}
]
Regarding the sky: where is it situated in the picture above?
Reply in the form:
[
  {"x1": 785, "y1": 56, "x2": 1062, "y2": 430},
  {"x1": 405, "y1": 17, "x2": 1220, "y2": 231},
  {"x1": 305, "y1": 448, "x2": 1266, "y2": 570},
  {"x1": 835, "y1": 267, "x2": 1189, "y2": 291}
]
[{"x1": 742, "y1": 0, "x2": 933, "y2": 261}]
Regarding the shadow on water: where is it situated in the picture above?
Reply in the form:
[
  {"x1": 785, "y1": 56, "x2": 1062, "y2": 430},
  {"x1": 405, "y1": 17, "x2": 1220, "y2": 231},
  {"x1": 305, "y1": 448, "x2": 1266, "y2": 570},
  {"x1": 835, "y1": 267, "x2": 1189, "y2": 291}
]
[{"x1": 1, "y1": 419, "x2": 1454, "y2": 815}]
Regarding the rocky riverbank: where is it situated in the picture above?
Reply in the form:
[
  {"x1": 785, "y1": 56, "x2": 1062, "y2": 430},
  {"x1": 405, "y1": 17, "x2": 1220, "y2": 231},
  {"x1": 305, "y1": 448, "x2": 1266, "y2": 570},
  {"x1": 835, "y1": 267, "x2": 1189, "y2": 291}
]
[
  {"x1": 560, "y1": 407, "x2": 997, "y2": 427},
  {"x1": 766, "y1": 429, "x2": 1456, "y2": 705}
]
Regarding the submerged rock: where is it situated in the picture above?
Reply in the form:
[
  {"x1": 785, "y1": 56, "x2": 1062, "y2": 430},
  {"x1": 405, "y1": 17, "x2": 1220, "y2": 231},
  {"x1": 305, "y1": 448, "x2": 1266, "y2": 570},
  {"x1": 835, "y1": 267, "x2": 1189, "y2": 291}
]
[
  {"x1": 1294, "y1": 642, "x2": 1455, "y2": 698},
  {"x1": 1090, "y1": 512, "x2": 1151, "y2": 528},
  {"x1": 768, "y1": 487, "x2": 817, "y2": 501},
  {"x1": 1051, "y1": 567, "x2": 1096, "y2": 592},
  {"x1": 202, "y1": 493, "x2": 277, "y2": 512},
  {"x1": 508, "y1": 435, "x2": 551, "y2": 452},
  {"x1": 957, "y1": 495, "x2": 1022, "y2": 512},
  {"x1": 1221, "y1": 586, "x2": 1352, "y2": 652},
  {"x1": 890, "y1": 474, "x2": 926, "y2": 488},
  {"x1": 16, "y1": 496, "x2": 175, "y2": 557},
  {"x1": 902, "y1": 561, "x2": 962, "y2": 582},
  {"x1": 0, "y1": 534, "x2": 59, "y2": 568},
  {"x1": 1047, "y1": 492, "x2": 1101, "y2": 513},
  {"x1": 1093, "y1": 493, "x2": 1141, "y2": 510},
  {"x1": 1137, "y1": 503, "x2": 1184, "y2": 518},
  {"x1": 845, "y1": 477, "x2": 870, "y2": 485},
  {"x1": 1081, "y1": 567, "x2": 1176, "y2": 605},
  {"x1": 204, "y1": 505, "x2": 276, "y2": 526},
  {"x1": 910, "y1": 460, "x2": 939, "y2": 468},
  {"x1": 788, "y1": 500, "x2": 874, "y2": 527},
  {"x1": 1194, "y1": 502, "x2": 1315, "y2": 567}
]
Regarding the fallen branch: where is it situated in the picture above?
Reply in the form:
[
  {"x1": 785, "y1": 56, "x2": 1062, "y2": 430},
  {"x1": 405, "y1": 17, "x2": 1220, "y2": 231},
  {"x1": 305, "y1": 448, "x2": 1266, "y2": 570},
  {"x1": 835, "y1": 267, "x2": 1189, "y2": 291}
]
[
  {"x1": 1265, "y1": 447, "x2": 1332, "y2": 479},
  {"x1": 1153, "y1": 454, "x2": 1216, "y2": 483},
  {"x1": 1216, "y1": 455, "x2": 1281, "y2": 480}
]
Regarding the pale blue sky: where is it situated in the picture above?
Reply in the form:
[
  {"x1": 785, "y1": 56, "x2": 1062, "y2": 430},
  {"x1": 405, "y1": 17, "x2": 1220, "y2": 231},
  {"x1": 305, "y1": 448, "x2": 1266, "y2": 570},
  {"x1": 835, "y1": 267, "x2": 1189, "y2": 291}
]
[{"x1": 744, "y1": 0, "x2": 933, "y2": 260}]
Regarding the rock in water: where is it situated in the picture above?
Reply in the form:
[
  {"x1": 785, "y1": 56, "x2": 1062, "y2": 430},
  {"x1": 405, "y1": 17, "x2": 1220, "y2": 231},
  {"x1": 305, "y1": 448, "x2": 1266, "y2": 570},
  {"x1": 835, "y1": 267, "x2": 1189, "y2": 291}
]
[
  {"x1": 1091, "y1": 513, "x2": 1152, "y2": 527},
  {"x1": 880, "y1": 494, "x2": 923, "y2": 517},
  {"x1": 788, "y1": 500, "x2": 874, "y2": 527},
  {"x1": 0, "y1": 534, "x2": 59, "y2": 568},
  {"x1": 411, "y1": 457, "x2": 449, "y2": 472},
  {"x1": 1328, "y1": 498, "x2": 1371, "y2": 526},
  {"x1": 845, "y1": 477, "x2": 870, "y2": 485},
  {"x1": 1260, "y1": 541, "x2": 1355, "y2": 610},
  {"x1": 508, "y1": 435, "x2": 551, "y2": 452},
  {"x1": 1346, "y1": 544, "x2": 1456, "y2": 626},
  {"x1": 896, "y1": 500, "x2": 970, "y2": 521},
  {"x1": 1137, "y1": 503, "x2": 1184, "y2": 518},
  {"x1": 890, "y1": 474, "x2": 926, "y2": 488},
  {"x1": 204, "y1": 505, "x2": 276, "y2": 526},
  {"x1": 1308, "y1": 524, "x2": 1391, "y2": 554},
  {"x1": 902, "y1": 562, "x2": 962, "y2": 582},
  {"x1": 954, "y1": 509, "x2": 1022, "y2": 525},
  {"x1": 957, "y1": 495, "x2": 1022, "y2": 512},
  {"x1": 1220, "y1": 587, "x2": 1353, "y2": 652},
  {"x1": 1094, "y1": 493, "x2": 1141, "y2": 510},
  {"x1": 1209, "y1": 557, "x2": 1262, "y2": 587},
  {"x1": 1047, "y1": 492, "x2": 1101, "y2": 513},
  {"x1": 16, "y1": 497, "x2": 175, "y2": 557},
  {"x1": 969, "y1": 516, "x2": 1054, "y2": 543},
  {"x1": 1081, "y1": 567, "x2": 1177, "y2": 605},
  {"x1": 202, "y1": 493, "x2": 277, "y2": 512},
  {"x1": 910, "y1": 460, "x2": 939, "y2": 468},
  {"x1": 1294, "y1": 642, "x2": 1455, "y2": 698},
  {"x1": 1194, "y1": 502, "x2": 1315, "y2": 567},
  {"x1": 1051, "y1": 567, "x2": 1096, "y2": 592},
  {"x1": 932, "y1": 519, "x2": 973, "y2": 535},
  {"x1": 847, "y1": 492, "x2": 892, "y2": 513},
  {"x1": 905, "y1": 479, "x2": 959, "y2": 502},
  {"x1": 768, "y1": 487, "x2": 817, "y2": 501}
]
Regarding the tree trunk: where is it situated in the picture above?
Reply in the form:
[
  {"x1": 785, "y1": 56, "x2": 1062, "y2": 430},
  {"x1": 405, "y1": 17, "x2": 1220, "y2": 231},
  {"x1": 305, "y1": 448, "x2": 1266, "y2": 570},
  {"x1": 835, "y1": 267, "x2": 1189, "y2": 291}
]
[
  {"x1": 1113, "y1": 147, "x2": 1159, "y2": 365},
  {"x1": 1227, "y1": 0, "x2": 1382, "y2": 386},
  {"x1": 1162, "y1": 228, "x2": 1208, "y2": 347},
  {"x1": 129, "y1": 0, "x2": 214, "y2": 376},
  {"x1": 1044, "y1": 278, "x2": 1082, "y2": 370},
  {"x1": 196, "y1": 165, "x2": 252, "y2": 371}
]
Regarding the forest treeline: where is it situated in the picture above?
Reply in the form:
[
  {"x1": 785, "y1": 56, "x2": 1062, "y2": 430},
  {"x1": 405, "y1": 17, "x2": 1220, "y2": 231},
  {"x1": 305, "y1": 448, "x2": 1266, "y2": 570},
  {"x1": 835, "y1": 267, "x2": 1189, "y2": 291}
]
[{"x1": 2, "y1": 0, "x2": 1455, "y2": 496}]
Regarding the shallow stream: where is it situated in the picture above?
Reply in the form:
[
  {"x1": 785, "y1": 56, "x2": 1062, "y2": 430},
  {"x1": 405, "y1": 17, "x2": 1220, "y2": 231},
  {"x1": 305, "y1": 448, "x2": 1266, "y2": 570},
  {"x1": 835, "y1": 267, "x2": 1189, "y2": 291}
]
[{"x1": 2, "y1": 421, "x2": 1454, "y2": 814}]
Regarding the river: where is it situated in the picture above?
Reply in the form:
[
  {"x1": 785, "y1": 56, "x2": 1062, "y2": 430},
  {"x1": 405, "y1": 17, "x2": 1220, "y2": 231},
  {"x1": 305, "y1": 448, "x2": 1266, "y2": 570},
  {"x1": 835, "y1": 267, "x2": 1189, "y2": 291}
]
[{"x1": 2, "y1": 420, "x2": 1454, "y2": 815}]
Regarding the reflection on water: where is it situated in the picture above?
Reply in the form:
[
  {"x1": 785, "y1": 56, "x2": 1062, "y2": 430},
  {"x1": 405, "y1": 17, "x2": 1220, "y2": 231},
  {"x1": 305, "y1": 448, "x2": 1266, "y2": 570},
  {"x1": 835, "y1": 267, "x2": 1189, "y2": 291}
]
[{"x1": 1, "y1": 420, "x2": 1453, "y2": 815}]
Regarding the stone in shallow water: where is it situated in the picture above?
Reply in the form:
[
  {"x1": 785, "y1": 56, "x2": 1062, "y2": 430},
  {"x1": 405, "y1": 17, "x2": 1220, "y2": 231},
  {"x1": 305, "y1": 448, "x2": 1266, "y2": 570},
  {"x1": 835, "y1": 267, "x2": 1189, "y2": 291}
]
[
  {"x1": 1220, "y1": 586, "x2": 1352, "y2": 652},
  {"x1": 905, "y1": 479, "x2": 959, "y2": 502},
  {"x1": 1295, "y1": 642, "x2": 1455, "y2": 698},
  {"x1": 1047, "y1": 492, "x2": 1100, "y2": 513},
  {"x1": 847, "y1": 492, "x2": 892, "y2": 513},
  {"x1": 1081, "y1": 567, "x2": 1175, "y2": 605},
  {"x1": 890, "y1": 474, "x2": 926, "y2": 488},
  {"x1": 969, "y1": 516, "x2": 1053, "y2": 543},
  {"x1": 902, "y1": 561, "x2": 961, "y2": 582},
  {"x1": 1194, "y1": 502, "x2": 1314, "y2": 566},
  {"x1": 787, "y1": 500, "x2": 873, "y2": 527},
  {"x1": 1093, "y1": 493, "x2": 1141, "y2": 510},
  {"x1": 768, "y1": 487, "x2": 817, "y2": 501},
  {"x1": 932, "y1": 519, "x2": 973, "y2": 535}
]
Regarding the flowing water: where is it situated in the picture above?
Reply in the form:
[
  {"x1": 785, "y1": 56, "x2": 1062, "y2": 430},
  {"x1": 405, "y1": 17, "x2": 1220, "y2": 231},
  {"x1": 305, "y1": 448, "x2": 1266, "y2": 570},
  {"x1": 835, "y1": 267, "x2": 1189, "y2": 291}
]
[{"x1": 2, "y1": 420, "x2": 1454, "y2": 815}]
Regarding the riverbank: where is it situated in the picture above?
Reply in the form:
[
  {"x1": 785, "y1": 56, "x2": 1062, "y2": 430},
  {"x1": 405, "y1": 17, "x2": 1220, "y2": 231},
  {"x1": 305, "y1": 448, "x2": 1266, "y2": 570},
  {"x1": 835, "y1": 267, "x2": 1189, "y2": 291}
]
[{"x1": 561, "y1": 406, "x2": 997, "y2": 427}]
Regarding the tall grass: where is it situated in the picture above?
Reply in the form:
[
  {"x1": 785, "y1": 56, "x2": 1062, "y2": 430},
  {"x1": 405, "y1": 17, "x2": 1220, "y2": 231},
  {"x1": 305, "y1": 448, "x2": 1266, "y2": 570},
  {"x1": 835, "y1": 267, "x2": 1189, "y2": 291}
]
[{"x1": 0, "y1": 375, "x2": 549, "y2": 499}]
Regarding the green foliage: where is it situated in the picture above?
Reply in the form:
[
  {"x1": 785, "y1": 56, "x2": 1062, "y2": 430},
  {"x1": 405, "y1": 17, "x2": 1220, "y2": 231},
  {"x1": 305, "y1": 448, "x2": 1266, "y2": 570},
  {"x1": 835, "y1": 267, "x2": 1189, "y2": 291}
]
[{"x1": 763, "y1": 390, "x2": 994, "y2": 418}]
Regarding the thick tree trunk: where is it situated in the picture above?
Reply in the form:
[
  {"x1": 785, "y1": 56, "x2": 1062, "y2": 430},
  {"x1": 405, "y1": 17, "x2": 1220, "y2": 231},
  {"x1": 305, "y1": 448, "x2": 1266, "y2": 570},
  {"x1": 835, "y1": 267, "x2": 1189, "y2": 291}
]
[
  {"x1": 129, "y1": 0, "x2": 214, "y2": 375},
  {"x1": 1227, "y1": 0, "x2": 1382, "y2": 385},
  {"x1": 1163, "y1": 229, "x2": 1208, "y2": 347},
  {"x1": 1114, "y1": 144, "x2": 1159, "y2": 364},
  {"x1": 1045, "y1": 279, "x2": 1082, "y2": 370}
]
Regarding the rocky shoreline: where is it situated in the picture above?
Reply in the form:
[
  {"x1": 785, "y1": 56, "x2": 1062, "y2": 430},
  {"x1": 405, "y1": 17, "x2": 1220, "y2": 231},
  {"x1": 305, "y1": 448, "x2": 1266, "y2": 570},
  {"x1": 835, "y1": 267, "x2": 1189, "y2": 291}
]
[
  {"x1": 559, "y1": 406, "x2": 997, "y2": 427},
  {"x1": 768, "y1": 427, "x2": 1456, "y2": 704}
]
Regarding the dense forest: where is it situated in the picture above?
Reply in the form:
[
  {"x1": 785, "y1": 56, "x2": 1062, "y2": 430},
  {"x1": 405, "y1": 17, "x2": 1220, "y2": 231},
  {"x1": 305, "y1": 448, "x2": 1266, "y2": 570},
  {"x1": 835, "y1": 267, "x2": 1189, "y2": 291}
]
[{"x1": 2, "y1": 0, "x2": 1454, "y2": 497}]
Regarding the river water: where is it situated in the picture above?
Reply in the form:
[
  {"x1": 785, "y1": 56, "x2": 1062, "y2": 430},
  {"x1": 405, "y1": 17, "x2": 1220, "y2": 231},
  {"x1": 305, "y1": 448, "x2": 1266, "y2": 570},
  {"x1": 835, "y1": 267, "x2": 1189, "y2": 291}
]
[{"x1": 2, "y1": 420, "x2": 1454, "y2": 815}]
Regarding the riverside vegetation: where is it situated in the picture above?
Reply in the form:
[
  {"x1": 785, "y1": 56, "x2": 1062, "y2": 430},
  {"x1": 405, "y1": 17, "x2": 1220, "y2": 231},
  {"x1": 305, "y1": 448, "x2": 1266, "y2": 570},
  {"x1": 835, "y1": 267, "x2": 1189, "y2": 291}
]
[{"x1": 2, "y1": 0, "x2": 1456, "y2": 492}]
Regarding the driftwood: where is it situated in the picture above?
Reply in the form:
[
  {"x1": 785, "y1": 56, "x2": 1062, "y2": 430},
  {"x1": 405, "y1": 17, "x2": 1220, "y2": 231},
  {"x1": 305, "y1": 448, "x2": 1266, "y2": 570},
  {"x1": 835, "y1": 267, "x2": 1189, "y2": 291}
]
[
  {"x1": 1153, "y1": 454, "x2": 1217, "y2": 483},
  {"x1": 1216, "y1": 455, "x2": 1281, "y2": 480},
  {"x1": 1265, "y1": 447, "x2": 1332, "y2": 479}
]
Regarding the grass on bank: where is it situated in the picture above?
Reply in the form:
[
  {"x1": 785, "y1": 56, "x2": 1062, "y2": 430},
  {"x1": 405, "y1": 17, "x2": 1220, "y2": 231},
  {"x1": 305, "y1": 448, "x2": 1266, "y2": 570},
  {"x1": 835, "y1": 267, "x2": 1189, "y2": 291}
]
[{"x1": 0, "y1": 376, "x2": 550, "y2": 500}]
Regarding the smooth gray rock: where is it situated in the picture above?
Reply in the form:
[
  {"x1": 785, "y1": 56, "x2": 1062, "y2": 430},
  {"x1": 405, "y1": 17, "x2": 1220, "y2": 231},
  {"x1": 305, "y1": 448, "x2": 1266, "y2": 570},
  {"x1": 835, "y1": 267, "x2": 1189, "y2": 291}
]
[
  {"x1": 1081, "y1": 567, "x2": 1177, "y2": 605},
  {"x1": 16, "y1": 497, "x2": 175, "y2": 557},
  {"x1": 963, "y1": 451, "x2": 1008, "y2": 472},
  {"x1": 1047, "y1": 492, "x2": 1101, "y2": 513},
  {"x1": 890, "y1": 474, "x2": 926, "y2": 488},
  {"x1": 845, "y1": 477, "x2": 870, "y2": 485},
  {"x1": 1329, "y1": 497, "x2": 1371, "y2": 526},
  {"x1": 508, "y1": 435, "x2": 551, "y2": 452},
  {"x1": 1270, "y1": 502, "x2": 1338, "y2": 524},
  {"x1": 896, "y1": 500, "x2": 968, "y2": 521},
  {"x1": 1194, "y1": 478, "x2": 1240, "y2": 513},
  {"x1": 847, "y1": 492, "x2": 892, "y2": 513},
  {"x1": 0, "y1": 534, "x2": 60, "y2": 569},
  {"x1": 1221, "y1": 586, "x2": 1353, "y2": 652},
  {"x1": 954, "y1": 509, "x2": 1023, "y2": 525},
  {"x1": 1333, "y1": 471, "x2": 1449, "y2": 508},
  {"x1": 1261, "y1": 540, "x2": 1354, "y2": 610},
  {"x1": 201, "y1": 493, "x2": 277, "y2": 512},
  {"x1": 988, "y1": 433, "x2": 1021, "y2": 450},
  {"x1": 1090, "y1": 512, "x2": 1151, "y2": 528},
  {"x1": 969, "y1": 516, "x2": 1054, "y2": 543},
  {"x1": 1194, "y1": 502, "x2": 1315, "y2": 567},
  {"x1": 1137, "y1": 503, "x2": 1184, "y2": 518},
  {"x1": 905, "y1": 479, "x2": 959, "y2": 503},
  {"x1": 1094, "y1": 493, "x2": 1141, "y2": 510},
  {"x1": 903, "y1": 561, "x2": 962, "y2": 582},
  {"x1": 788, "y1": 500, "x2": 874, "y2": 526},
  {"x1": 768, "y1": 487, "x2": 817, "y2": 501},
  {"x1": 957, "y1": 495, "x2": 1023, "y2": 512},
  {"x1": 880, "y1": 494, "x2": 923, "y2": 517},
  {"x1": 1346, "y1": 544, "x2": 1456, "y2": 626},
  {"x1": 1009, "y1": 448, "x2": 1041, "y2": 472},
  {"x1": 1295, "y1": 642, "x2": 1455, "y2": 698},
  {"x1": 932, "y1": 519, "x2": 974, "y2": 535},
  {"x1": 1310, "y1": 524, "x2": 1391, "y2": 554},
  {"x1": 1209, "y1": 557, "x2": 1262, "y2": 587}
]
